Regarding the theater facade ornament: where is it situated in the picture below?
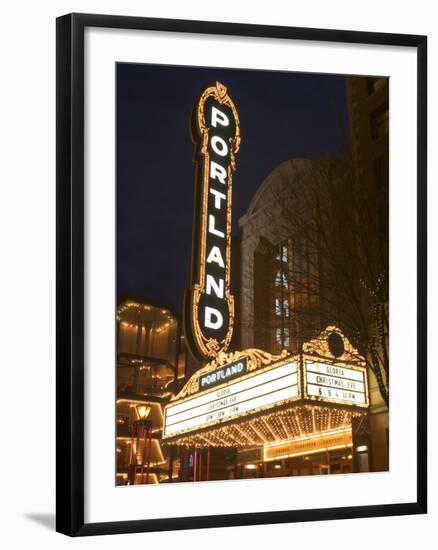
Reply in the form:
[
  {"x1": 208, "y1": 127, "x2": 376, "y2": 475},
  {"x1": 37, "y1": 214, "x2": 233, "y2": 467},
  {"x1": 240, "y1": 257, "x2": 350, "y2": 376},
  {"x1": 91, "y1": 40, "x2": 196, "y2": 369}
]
[{"x1": 163, "y1": 327, "x2": 369, "y2": 446}]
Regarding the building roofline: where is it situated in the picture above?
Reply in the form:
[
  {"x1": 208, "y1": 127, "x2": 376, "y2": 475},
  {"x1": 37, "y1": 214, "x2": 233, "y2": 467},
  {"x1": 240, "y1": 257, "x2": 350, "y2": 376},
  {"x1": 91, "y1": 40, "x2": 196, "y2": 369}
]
[
  {"x1": 117, "y1": 293, "x2": 180, "y2": 320},
  {"x1": 238, "y1": 155, "x2": 341, "y2": 226}
]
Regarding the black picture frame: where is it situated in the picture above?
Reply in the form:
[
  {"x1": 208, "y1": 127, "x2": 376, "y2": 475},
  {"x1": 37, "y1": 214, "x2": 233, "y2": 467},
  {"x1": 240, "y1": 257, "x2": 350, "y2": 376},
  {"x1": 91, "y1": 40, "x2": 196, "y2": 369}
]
[{"x1": 56, "y1": 12, "x2": 427, "y2": 537}]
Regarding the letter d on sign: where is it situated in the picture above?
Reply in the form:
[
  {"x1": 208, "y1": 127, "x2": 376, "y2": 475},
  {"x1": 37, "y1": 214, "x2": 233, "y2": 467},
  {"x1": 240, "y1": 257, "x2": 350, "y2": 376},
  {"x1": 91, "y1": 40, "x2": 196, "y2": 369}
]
[{"x1": 204, "y1": 307, "x2": 223, "y2": 330}]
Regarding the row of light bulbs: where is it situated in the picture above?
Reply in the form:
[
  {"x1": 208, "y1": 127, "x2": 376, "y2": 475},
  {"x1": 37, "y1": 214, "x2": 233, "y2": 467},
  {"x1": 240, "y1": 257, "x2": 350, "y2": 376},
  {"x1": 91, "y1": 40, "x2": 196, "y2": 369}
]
[{"x1": 165, "y1": 406, "x2": 364, "y2": 449}]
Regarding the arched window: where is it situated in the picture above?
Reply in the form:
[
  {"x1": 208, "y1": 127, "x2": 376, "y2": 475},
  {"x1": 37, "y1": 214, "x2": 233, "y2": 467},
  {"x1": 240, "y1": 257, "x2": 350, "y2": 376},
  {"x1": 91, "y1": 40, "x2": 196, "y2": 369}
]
[
  {"x1": 275, "y1": 327, "x2": 290, "y2": 349},
  {"x1": 274, "y1": 270, "x2": 288, "y2": 288},
  {"x1": 275, "y1": 298, "x2": 289, "y2": 317},
  {"x1": 275, "y1": 244, "x2": 288, "y2": 263}
]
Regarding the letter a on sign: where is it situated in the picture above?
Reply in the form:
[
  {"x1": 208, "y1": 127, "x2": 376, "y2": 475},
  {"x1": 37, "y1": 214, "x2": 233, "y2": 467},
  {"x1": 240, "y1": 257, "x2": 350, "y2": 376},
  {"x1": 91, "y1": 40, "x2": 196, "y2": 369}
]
[{"x1": 184, "y1": 82, "x2": 241, "y2": 360}]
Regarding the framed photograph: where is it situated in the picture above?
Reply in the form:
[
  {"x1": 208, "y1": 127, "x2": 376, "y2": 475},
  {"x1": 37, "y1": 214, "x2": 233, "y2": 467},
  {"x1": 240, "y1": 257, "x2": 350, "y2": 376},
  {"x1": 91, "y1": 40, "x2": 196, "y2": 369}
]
[{"x1": 56, "y1": 13, "x2": 427, "y2": 536}]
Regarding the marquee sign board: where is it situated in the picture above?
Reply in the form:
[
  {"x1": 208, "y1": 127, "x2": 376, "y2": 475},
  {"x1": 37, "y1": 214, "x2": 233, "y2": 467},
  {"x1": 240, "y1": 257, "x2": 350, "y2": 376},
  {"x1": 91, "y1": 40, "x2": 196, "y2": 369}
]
[
  {"x1": 163, "y1": 358, "x2": 298, "y2": 439},
  {"x1": 184, "y1": 81, "x2": 240, "y2": 360},
  {"x1": 304, "y1": 361, "x2": 368, "y2": 407}
]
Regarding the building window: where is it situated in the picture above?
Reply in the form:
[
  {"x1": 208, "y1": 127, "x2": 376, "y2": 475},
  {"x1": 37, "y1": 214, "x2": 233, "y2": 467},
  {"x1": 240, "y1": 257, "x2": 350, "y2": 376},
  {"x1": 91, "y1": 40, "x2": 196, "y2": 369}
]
[
  {"x1": 370, "y1": 103, "x2": 389, "y2": 140},
  {"x1": 276, "y1": 244, "x2": 288, "y2": 263},
  {"x1": 289, "y1": 238, "x2": 319, "y2": 310},
  {"x1": 275, "y1": 298, "x2": 289, "y2": 317},
  {"x1": 275, "y1": 327, "x2": 290, "y2": 349},
  {"x1": 275, "y1": 270, "x2": 288, "y2": 288}
]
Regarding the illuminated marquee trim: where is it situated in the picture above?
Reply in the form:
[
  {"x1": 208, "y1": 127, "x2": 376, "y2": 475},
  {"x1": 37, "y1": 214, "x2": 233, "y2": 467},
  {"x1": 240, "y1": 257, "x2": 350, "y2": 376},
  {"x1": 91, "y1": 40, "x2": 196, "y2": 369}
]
[
  {"x1": 164, "y1": 406, "x2": 364, "y2": 448},
  {"x1": 188, "y1": 81, "x2": 241, "y2": 359}
]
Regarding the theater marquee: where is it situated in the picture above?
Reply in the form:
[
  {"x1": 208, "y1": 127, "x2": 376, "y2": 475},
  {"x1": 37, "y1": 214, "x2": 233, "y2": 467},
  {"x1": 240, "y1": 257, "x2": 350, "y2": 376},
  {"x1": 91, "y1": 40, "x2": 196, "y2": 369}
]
[
  {"x1": 185, "y1": 81, "x2": 241, "y2": 360},
  {"x1": 163, "y1": 327, "x2": 369, "y2": 444},
  {"x1": 164, "y1": 358, "x2": 298, "y2": 438}
]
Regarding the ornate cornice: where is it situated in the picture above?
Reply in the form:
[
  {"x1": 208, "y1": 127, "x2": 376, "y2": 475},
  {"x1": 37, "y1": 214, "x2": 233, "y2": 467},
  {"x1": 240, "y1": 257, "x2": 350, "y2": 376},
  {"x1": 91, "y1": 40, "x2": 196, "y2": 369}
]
[
  {"x1": 302, "y1": 325, "x2": 364, "y2": 364},
  {"x1": 172, "y1": 347, "x2": 289, "y2": 400}
]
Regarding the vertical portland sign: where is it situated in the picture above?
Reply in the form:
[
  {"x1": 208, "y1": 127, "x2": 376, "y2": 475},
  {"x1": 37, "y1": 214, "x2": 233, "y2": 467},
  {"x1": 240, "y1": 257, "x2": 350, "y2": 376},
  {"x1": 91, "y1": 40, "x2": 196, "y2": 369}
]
[{"x1": 185, "y1": 82, "x2": 241, "y2": 360}]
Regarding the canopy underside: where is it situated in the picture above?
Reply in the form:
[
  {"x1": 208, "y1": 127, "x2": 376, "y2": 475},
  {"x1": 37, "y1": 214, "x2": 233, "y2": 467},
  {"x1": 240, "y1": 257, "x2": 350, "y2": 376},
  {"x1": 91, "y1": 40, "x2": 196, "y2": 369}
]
[{"x1": 163, "y1": 404, "x2": 366, "y2": 448}]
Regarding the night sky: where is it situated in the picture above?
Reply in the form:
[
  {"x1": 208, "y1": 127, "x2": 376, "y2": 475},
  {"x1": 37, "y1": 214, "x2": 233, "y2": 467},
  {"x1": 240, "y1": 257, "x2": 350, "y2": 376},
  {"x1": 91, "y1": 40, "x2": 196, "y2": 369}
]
[{"x1": 117, "y1": 63, "x2": 349, "y2": 314}]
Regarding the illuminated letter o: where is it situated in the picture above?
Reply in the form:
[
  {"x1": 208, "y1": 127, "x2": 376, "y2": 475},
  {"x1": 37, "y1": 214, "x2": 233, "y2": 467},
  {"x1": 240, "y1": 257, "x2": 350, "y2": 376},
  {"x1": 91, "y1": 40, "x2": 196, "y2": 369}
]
[{"x1": 211, "y1": 136, "x2": 228, "y2": 157}]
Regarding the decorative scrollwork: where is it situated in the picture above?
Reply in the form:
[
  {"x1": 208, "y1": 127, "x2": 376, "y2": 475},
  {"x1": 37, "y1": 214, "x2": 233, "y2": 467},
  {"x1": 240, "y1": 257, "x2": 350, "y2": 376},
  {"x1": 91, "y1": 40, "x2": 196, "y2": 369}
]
[
  {"x1": 302, "y1": 325, "x2": 364, "y2": 363},
  {"x1": 171, "y1": 347, "x2": 289, "y2": 400}
]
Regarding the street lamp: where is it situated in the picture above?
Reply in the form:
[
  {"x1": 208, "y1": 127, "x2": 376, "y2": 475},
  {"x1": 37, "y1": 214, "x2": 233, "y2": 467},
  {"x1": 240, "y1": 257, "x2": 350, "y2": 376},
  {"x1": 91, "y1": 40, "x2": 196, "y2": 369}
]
[
  {"x1": 136, "y1": 404, "x2": 152, "y2": 422},
  {"x1": 136, "y1": 404, "x2": 153, "y2": 485},
  {"x1": 128, "y1": 404, "x2": 153, "y2": 485}
]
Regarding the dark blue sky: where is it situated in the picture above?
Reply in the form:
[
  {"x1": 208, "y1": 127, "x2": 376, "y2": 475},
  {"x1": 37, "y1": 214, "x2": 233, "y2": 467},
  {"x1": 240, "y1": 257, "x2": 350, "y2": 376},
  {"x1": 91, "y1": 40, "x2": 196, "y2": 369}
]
[{"x1": 117, "y1": 63, "x2": 350, "y2": 313}]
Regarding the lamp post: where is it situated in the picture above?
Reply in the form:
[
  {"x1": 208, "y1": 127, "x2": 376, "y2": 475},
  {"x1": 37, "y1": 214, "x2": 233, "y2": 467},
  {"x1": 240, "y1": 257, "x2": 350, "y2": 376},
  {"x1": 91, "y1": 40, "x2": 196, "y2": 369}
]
[{"x1": 129, "y1": 404, "x2": 152, "y2": 485}]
